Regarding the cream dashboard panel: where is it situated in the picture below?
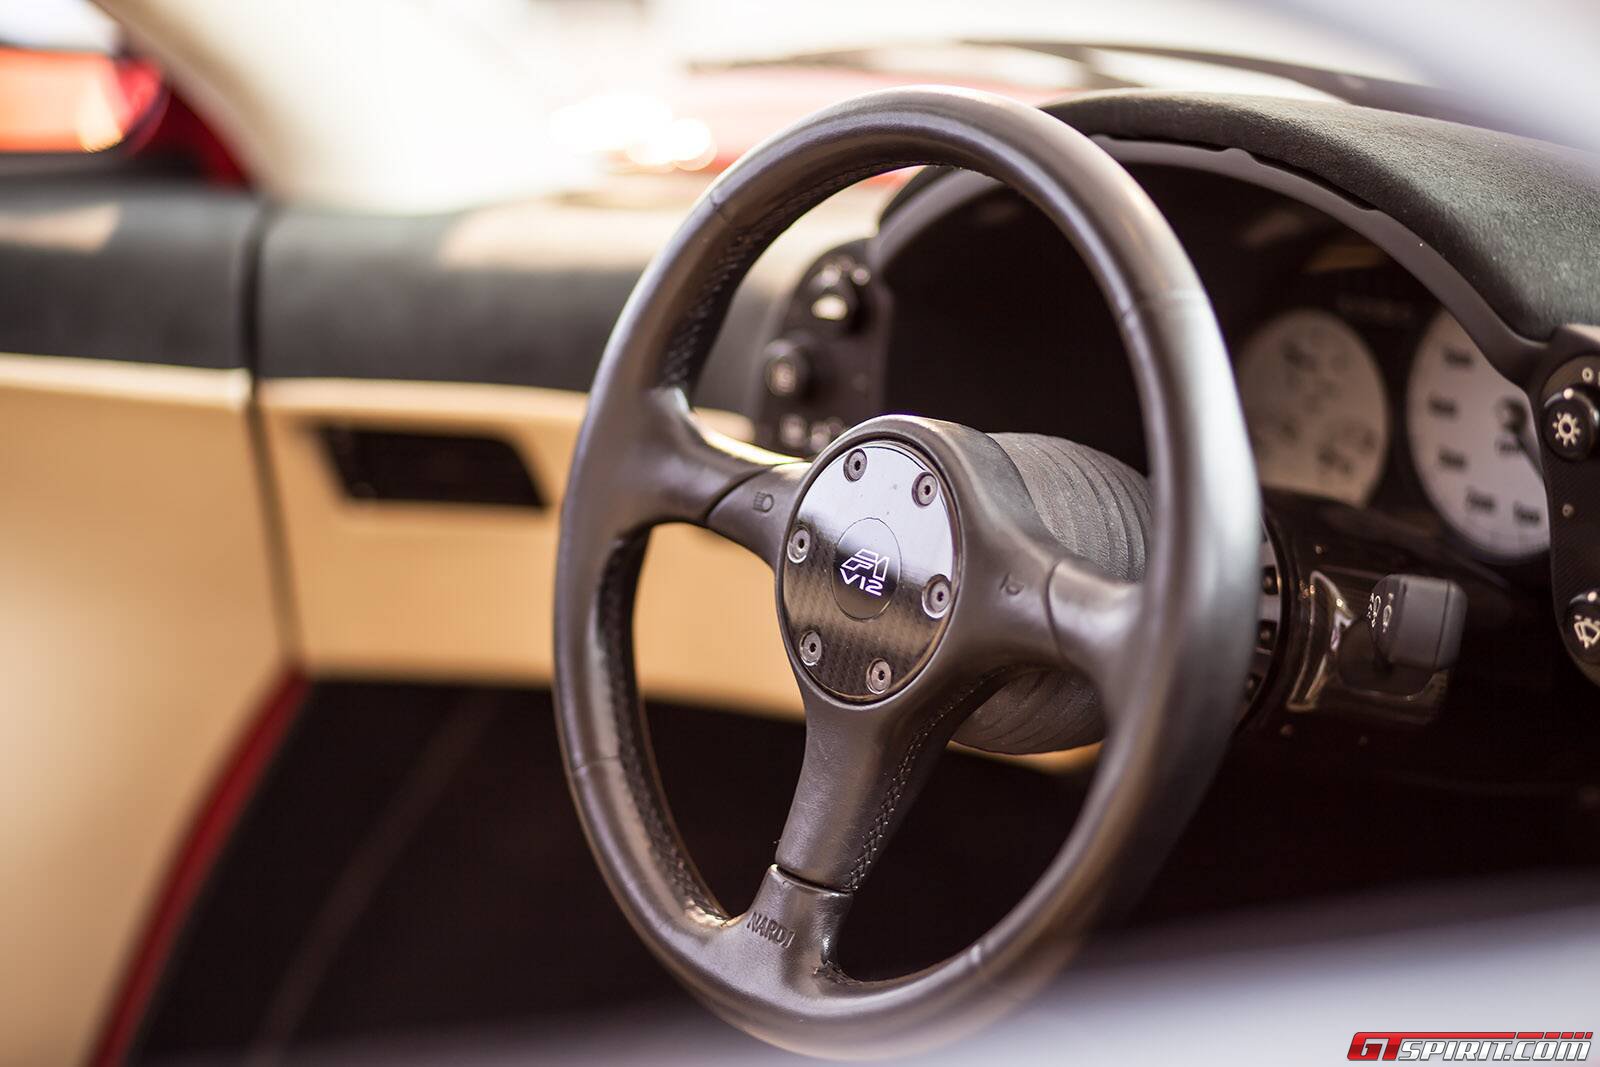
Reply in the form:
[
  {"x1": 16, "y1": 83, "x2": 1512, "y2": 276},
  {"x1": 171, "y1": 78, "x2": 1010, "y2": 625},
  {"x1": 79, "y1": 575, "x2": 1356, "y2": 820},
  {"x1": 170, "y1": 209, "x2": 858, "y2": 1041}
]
[{"x1": 258, "y1": 378, "x2": 801, "y2": 717}]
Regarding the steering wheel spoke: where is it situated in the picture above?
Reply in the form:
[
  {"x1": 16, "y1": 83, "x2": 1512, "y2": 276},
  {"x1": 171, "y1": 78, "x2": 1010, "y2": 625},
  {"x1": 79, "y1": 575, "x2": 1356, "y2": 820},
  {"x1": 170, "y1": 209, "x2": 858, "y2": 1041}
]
[
  {"x1": 775, "y1": 681, "x2": 984, "y2": 893},
  {"x1": 704, "y1": 459, "x2": 810, "y2": 570},
  {"x1": 609, "y1": 386, "x2": 806, "y2": 560},
  {"x1": 1044, "y1": 554, "x2": 1142, "y2": 712},
  {"x1": 719, "y1": 864, "x2": 855, "y2": 976},
  {"x1": 945, "y1": 492, "x2": 1142, "y2": 716}
]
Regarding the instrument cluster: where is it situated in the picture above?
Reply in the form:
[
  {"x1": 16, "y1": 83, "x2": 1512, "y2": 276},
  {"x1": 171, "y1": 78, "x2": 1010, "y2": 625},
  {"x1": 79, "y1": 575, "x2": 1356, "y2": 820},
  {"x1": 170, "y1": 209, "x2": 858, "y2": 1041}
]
[
  {"x1": 753, "y1": 183, "x2": 1557, "y2": 575},
  {"x1": 1234, "y1": 269, "x2": 1549, "y2": 568}
]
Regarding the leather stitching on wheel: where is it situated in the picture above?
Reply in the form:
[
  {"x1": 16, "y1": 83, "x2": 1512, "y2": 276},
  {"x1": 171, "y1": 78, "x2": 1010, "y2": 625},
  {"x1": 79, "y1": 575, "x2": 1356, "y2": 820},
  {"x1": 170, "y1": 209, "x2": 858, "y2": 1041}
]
[
  {"x1": 597, "y1": 534, "x2": 720, "y2": 918},
  {"x1": 841, "y1": 677, "x2": 989, "y2": 891}
]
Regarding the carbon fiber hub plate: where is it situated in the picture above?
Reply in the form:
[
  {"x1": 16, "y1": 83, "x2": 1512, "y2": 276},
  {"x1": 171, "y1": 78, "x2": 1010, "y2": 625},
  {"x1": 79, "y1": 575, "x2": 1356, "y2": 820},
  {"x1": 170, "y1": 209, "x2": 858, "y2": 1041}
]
[{"x1": 781, "y1": 441, "x2": 957, "y2": 700}]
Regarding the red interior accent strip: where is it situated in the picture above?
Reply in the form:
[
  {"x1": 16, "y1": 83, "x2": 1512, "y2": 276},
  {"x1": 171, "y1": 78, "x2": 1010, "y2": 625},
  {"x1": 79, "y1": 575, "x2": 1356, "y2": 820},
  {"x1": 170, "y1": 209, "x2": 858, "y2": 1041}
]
[{"x1": 88, "y1": 672, "x2": 307, "y2": 1067}]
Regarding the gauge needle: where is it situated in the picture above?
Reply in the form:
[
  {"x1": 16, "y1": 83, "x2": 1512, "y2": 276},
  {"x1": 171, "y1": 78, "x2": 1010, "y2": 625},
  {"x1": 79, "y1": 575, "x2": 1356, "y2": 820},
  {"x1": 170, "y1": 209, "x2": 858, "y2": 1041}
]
[{"x1": 1495, "y1": 396, "x2": 1543, "y2": 475}]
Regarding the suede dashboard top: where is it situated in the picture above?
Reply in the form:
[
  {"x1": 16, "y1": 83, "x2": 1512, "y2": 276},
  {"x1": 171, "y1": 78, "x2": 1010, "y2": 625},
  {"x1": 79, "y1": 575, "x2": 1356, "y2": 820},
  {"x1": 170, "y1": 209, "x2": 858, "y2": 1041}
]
[{"x1": 894, "y1": 90, "x2": 1600, "y2": 342}]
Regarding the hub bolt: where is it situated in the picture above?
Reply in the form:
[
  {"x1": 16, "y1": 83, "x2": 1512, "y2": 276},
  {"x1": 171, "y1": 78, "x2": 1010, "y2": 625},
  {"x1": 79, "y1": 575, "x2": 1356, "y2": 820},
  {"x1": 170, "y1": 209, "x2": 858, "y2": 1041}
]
[
  {"x1": 866, "y1": 658, "x2": 893, "y2": 694},
  {"x1": 912, "y1": 472, "x2": 939, "y2": 506},
  {"x1": 922, "y1": 575, "x2": 952, "y2": 619},
  {"x1": 844, "y1": 448, "x2": 867, "y2": 481},
  {"x1": 798, "y1": 630, "x2": 824, "y2": 667},
  {"x1": 786, "y1": 525, "x2": 811, "y2": 564}
]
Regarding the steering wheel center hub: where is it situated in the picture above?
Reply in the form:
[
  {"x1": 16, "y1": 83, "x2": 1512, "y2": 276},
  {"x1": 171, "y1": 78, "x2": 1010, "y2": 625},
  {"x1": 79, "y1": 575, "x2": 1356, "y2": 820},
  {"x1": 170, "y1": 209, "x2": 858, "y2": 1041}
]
[{"x1": 781, "y1": 440, "x2": 957, "y2": 700}]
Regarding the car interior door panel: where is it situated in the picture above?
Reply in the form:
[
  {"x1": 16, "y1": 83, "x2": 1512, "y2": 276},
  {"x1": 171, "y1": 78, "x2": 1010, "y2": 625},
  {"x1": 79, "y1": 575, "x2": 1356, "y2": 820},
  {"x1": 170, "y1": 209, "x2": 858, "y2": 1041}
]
[{"x1": 0, "y1": 354, "x2": 281, "y2": 1065}]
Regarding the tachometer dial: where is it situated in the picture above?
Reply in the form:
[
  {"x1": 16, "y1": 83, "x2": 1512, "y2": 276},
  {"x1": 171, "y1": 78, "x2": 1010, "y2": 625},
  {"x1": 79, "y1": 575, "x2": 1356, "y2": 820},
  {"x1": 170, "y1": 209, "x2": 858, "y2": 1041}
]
[
  {"x1": 1406, "y1": 311, "x2": 1548, "y2": 561},
  {"x1": 1237, "y1": 308, "x2": 1390, "y2": 506}
]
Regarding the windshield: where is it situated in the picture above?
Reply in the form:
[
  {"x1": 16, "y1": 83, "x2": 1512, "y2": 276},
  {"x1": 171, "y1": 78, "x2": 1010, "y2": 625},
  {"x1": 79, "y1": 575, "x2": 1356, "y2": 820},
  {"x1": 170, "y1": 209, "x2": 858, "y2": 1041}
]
[
  {"x1": 425, "y1": 0, "x2": 1427, "y2": 179},
  {"x1": 433, "y1": 0, "x2": 1422, "y2": 179},
  {"x1": 84, "y1": 0, "x2": 1596, "y2": 211}
]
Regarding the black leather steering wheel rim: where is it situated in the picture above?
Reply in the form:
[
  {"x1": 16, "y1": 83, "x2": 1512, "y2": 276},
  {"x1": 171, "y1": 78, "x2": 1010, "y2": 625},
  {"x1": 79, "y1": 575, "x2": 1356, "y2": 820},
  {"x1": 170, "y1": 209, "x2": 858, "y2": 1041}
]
[{"x1": 554, "y1": 86, "x2": 1260, "y2": 1058}]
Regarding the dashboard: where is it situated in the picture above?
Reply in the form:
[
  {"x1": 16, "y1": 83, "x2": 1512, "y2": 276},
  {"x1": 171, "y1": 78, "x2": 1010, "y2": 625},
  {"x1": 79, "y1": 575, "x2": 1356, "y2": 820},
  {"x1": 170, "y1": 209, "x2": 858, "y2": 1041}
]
[
  {"x1": 738, "y1": 97, "x2": 1600, "y2": 782},
  {"x1": 753, "y1": 167, "x2": 1555, "y2": 575}
]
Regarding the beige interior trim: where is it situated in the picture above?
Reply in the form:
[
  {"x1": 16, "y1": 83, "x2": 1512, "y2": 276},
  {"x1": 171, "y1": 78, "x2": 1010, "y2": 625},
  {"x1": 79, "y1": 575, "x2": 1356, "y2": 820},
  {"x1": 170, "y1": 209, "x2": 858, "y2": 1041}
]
[
  {"x1": 0, "y1": 354, "x2": 283, "y2": 1066},
  {"x1": 258, "y1": 377, "x2": 1098, "y2": 778},
  {"x1": 259, "y1": 377, "x2": 803, "y2": 717},
  {"x1": 0, "y1": 351, "x2": 253, "y2": 405}
]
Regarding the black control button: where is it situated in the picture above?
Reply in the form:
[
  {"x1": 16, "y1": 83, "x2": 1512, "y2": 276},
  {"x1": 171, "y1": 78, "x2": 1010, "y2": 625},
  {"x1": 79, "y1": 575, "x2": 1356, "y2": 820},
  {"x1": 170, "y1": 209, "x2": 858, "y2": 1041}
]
[
  {"x1": 807, "y1": 417, "x2": 844, "y2": 454},
  {"x1": 1543, "y1": 386, "x2": 1599, "y2": 461},
  {"x1": 1365, "y1": 573, "x2": 1466, "y2": 672},
  {"x1": 1568, "y1": 590, "x2": 1600, "y2": 665},
  {"x1": 777, "y1": 413, "x2": 808, "y2": 451},
  {"x1": 763, "y1": 337, "x2": 811, "y2": 399},
  {"x1": 805, "y1": 261, "x2": 863, "y2": 335}
]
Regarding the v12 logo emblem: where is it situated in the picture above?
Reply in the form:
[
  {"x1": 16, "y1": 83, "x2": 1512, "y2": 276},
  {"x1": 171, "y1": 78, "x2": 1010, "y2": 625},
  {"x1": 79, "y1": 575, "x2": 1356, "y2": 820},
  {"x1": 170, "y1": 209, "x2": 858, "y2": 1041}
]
[
  {"x1": 839, "y1": 548, "x2": 890, "y2": 597},
  {"x1": 830, "y1": 518, "x2": 899, "y2": 620}
]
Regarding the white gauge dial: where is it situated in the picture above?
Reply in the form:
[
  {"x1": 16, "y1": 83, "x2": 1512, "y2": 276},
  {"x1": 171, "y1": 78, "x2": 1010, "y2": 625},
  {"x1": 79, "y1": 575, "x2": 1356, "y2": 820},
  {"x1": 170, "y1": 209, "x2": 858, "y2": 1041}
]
[
  {"x1": 1237, "y1": 308, "x2": 1391, "y2": 506},
  {"x1": 1406, "y1": 311, "x2": 1548, "y2": 561}
]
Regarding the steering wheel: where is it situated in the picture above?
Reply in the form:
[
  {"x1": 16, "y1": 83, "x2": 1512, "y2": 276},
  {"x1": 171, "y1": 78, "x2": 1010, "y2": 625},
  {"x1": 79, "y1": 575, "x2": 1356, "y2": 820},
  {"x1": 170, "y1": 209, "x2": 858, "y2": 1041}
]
[{"x1": 554, "y1": 87, "x2": 1259, "y2": 1058}]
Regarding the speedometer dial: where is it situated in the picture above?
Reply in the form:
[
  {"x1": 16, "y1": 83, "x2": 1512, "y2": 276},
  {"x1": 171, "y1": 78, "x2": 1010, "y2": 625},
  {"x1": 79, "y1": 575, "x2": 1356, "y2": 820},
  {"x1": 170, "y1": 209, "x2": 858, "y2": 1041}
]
[
  {"x1": 1406, "y1": 311, "x2": 1548, "y2": 561},
  {"x1": 1237, "y1": 308, "x2": 1390, "y2": 506}
]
